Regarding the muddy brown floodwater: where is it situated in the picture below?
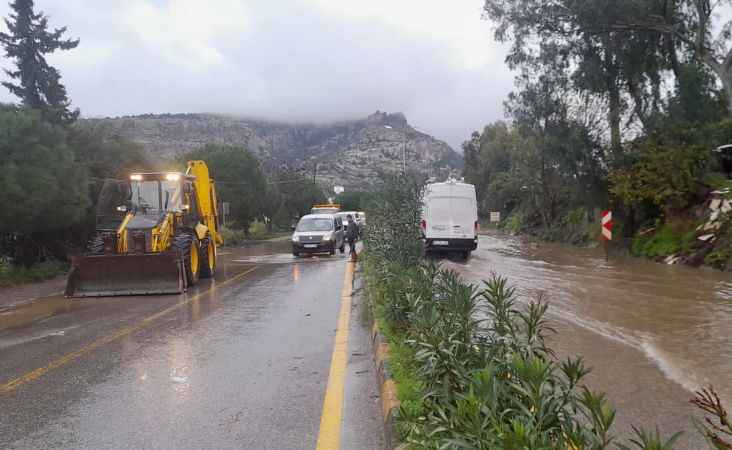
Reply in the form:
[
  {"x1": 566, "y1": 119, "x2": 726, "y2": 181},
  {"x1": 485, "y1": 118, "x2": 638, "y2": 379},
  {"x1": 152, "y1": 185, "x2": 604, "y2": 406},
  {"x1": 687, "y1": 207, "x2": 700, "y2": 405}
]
[{"x1": 444, "y1": 232, "x2": 732, "y2": 450}]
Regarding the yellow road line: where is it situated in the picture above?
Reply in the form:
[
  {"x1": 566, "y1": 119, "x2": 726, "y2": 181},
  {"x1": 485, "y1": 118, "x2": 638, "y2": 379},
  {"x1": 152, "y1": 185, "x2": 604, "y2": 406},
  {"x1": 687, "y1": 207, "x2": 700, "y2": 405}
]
[
  {"x1": 0, "y1": 266, "x2": 259, "y2": 394},
  {"x1": 315, "y1": 261, "x2": 355, "y2": 450}
]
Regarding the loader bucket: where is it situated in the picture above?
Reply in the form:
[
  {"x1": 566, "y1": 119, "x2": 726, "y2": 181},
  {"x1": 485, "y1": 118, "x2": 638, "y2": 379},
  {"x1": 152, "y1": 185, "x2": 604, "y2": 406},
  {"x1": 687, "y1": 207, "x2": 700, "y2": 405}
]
[{"x1": 65, "y1": 252, "x2": 186, "y2": 297}]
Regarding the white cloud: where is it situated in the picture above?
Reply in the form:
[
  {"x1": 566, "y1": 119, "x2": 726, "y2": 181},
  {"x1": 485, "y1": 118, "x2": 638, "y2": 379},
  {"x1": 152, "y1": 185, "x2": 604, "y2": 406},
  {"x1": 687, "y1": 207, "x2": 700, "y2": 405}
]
[
  {"x1": 303, "y1": 0, "x2": 497, "y2": 70},
  {"x1": 0, "y1": 0, "x2": 513, "y2": 148},
  {"x1": 122, "y1": 0, "x2": 250, "y2": 68}
]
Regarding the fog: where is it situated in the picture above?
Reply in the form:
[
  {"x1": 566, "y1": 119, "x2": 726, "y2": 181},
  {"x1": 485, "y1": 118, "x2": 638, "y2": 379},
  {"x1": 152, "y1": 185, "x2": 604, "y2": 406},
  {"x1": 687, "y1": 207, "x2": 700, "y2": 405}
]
[{"x1": 0, "y1": 0, "x2": 515, "y2": 149}]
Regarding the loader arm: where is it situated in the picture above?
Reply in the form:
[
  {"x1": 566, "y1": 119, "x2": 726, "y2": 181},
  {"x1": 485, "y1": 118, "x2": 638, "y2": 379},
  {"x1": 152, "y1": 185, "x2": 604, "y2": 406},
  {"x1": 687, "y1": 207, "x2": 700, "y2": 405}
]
[
  {"x1": 186, "y1": 161, "x2": 221, "y2": 245},
  {"x1": 116, "y1": 212, "x2": 134, "y2": 253},
  {"x1": 151, "y1": 213, "x2": 175, "y2": 252}
]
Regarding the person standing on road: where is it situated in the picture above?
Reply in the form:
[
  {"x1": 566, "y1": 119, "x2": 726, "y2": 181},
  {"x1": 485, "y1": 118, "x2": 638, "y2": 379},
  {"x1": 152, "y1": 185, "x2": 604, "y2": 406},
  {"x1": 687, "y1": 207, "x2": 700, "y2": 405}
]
[{"x1": 346, "y1": 214, "x2": 359, "y2": 257}]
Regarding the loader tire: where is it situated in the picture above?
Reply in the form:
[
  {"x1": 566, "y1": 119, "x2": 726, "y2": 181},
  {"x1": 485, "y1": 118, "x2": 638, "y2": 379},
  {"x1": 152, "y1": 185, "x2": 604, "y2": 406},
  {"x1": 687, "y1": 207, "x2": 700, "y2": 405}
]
[
  {"x1": 199, "y1": 235, "x2": 216, "y2": 279},
  {"x1": 174, "y1": 232, "x2": 200, "y2": 287},
  {"x1": 86, "y1": 234, "x2": 105, "y2": 255}
]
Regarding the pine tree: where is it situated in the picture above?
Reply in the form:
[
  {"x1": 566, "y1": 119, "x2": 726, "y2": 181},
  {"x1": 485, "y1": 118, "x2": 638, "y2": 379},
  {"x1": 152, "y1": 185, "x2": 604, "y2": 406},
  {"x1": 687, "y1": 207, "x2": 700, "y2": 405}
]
[{"x1": 0, "y1": 0, "x2": 80, "y2": 125}]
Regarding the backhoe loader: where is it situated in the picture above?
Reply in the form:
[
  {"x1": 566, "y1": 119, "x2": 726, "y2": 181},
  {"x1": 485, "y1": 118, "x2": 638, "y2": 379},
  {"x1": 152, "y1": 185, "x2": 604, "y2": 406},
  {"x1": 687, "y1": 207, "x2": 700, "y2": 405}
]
[{"x1": 65, "y1": 161, "x2": 223, "y2": 297}]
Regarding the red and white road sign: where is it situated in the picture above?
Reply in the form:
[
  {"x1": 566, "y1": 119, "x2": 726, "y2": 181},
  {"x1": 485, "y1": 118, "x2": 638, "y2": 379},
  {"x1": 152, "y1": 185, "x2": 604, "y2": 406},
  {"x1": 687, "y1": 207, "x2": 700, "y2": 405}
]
[{"x1": 601, "y1": 210, "x2": 613, "y2": 241}]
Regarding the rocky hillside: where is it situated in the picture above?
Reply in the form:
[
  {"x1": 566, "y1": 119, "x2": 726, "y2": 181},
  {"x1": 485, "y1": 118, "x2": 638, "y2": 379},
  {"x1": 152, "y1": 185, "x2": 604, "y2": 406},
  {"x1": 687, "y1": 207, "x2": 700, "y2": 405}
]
[{"x1": 81, "y1": 111, "x2": 462, "y2": 189}]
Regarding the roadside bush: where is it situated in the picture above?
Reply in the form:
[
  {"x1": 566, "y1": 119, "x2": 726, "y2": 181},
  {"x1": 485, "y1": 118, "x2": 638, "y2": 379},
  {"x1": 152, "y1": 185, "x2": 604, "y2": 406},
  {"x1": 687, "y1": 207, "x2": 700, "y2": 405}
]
[
  {"x1": 219, "y1": 225, "x2": 247, "y2": 247},
  {"x1": 373, "y1": 267, "x2": 618, "y2": 449},
  {"x1": 0, "y1": 258, "x2": 67, "y2": 287},
  {"x1": 631, "y1": 226, "x2": 696, "y2": 258},
  {"x1": 362, "y1": 175, "x2": 707, "y2": 450},
  {"x1": 609, "y1": 140, "x2": 709, "y2": 217},
  {"x1": 248, "y1": 220, "x2": 267, "y2": 238},
  {"x1": 502, "y1": 212, "x2": 525, "y2": 234},
  {"x1": 362, "y1": 174, "x2": 424, "y2": 271}
]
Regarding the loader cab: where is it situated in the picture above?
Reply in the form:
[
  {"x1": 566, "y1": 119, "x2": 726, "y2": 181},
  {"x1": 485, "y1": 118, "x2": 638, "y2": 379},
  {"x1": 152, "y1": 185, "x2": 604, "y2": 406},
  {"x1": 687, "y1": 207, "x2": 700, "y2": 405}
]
[
  {"x1": 96, "y1": 179, "x2": 132, "y2": 230},
  {"x1": 128, "y1": 172, "x2": 190, "y2": 215}
]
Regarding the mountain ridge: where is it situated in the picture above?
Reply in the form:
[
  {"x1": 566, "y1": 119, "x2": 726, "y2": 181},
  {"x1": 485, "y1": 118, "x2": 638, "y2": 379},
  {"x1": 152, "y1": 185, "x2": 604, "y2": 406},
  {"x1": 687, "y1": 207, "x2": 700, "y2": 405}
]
[{"x1": 81, "y1": 111, "x2": 463, "y2": 189}]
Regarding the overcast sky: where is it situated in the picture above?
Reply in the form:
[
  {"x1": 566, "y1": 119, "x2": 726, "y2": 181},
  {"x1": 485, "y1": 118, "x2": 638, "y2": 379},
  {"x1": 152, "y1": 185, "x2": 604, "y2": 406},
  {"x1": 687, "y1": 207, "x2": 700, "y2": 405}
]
[{"x1": 0, "y1": 0, "x2": 515, "y2": 149}]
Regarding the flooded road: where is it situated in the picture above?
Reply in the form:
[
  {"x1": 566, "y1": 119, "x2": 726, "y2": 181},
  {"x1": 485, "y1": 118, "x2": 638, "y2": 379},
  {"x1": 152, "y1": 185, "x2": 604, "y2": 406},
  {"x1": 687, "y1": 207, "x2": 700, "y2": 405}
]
[
  {"x1": 0, "y1": 241, "x2": 382, "y2": 449},
  {"x1": 445, "y1": 233, "x2": 732, "y2": 449}
]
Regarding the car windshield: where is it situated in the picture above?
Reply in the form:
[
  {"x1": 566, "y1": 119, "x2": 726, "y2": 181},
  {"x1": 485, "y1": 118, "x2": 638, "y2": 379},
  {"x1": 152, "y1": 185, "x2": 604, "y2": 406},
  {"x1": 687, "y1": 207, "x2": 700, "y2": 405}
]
[{"x1": 296, "y1": 218, "x2": 333, "y2": 232}]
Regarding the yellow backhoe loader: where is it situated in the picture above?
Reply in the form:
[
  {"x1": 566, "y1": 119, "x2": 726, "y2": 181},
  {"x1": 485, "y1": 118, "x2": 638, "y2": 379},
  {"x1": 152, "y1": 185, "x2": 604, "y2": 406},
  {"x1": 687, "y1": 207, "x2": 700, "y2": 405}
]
[{"x1": 65, "y1": 161, "x2": 223, "y2": 297}]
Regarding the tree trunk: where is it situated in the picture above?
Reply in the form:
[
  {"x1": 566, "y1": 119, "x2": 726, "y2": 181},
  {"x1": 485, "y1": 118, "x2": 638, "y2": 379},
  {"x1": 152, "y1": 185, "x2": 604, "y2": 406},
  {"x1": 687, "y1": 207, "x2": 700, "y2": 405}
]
[
  {"x1": 627, "y1": 78, "x2": 649, "y2": 130},
  {"x1": 699, "y1": 50, "x2": 732, "y2": 115},
  {"x1": 721, "y1": 69, "x2": 732, "y2": 116},
  {"x1": 608, "y1": 85, "x2": 622, "y2": 159}
]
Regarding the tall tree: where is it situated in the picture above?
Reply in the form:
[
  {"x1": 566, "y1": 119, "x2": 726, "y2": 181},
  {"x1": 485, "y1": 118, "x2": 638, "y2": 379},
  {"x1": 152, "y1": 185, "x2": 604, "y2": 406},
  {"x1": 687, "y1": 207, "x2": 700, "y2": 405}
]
[
  {"x1": 0, "y1": 0, "x2": 79, "y2": 125},
  {"x1": 182, "y1": 144, "x2": 269, "y2": 232},
  {"x1": 483, "y1": 0, "x2": 675, "y2": 157},
  {"x1": 592, "y1": 0, "x2": 732, "y2": 115},
  {"x1": 0, "y1": 104, "x2": 90, "y2": 262}
]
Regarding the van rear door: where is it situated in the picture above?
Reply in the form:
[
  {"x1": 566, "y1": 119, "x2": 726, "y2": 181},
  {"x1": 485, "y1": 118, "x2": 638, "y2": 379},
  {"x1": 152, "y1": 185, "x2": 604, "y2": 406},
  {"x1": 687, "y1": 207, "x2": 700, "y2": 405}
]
[
  {"x1": 425, "y1": 196, "x2": 452, "y2": 240},
  {"x1": 424, "y1": 184, "x2": 476, "y2": 240},
  {"x1": 449, "y1": 196, "x2": 476, "y2": 239}
]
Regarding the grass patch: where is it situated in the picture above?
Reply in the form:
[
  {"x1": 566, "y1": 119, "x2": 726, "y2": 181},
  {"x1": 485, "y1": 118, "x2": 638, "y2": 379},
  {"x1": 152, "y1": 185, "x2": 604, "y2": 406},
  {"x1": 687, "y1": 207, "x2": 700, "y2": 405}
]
[
  {"x1": 220, "y1": 221, "x2": 289, "y2": 247},
  {"x1": 0, "y1": 259, "x2": 67, "y2": 287},
  {"x1": 632, "y1": 225, "x2": 695, "y2": 258},
  {"x1": 219, "y1": 225, "x2": 248, "y2": 247},
  {"x1": 502, "y1": 212, "x2": 524, "y2": 234}
]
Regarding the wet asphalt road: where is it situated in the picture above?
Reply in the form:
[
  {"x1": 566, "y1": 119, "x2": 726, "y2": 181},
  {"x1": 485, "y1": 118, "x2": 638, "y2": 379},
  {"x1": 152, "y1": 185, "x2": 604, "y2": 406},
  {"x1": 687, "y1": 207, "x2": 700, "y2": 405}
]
[{"x1": 0, "y1": 240, "x2": 383, "y2": 449}]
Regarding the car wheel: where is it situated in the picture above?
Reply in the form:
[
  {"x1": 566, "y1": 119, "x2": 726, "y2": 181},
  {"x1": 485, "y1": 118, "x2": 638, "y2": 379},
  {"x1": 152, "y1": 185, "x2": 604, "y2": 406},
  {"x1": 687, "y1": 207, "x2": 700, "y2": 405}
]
[
  {"x1": 462, "y1": 250, "x2": 470, "y2": 260},
  {"x1": 293, "y1": 251, "x2": 299, "y2": 257},
  {"x1": 339, "y1": 244, "x2": 345, "y2": 254}
]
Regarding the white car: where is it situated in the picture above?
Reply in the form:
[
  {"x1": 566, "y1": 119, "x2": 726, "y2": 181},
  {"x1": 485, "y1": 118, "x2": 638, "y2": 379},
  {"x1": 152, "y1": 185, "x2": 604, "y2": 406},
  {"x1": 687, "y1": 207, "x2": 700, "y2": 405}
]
[
  {"x1": 291, "y1": 214, "x2": 345, "y2": 256},
  {"x1": 422, "y1": 180, "x2": 478, "y2": 258}
]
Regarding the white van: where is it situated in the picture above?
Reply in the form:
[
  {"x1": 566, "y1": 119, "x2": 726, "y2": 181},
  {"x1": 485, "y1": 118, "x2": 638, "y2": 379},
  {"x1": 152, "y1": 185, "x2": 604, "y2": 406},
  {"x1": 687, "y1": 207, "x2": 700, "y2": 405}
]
[{"x1": 422, "y1": 180, "x2": 478, "y2": 258}]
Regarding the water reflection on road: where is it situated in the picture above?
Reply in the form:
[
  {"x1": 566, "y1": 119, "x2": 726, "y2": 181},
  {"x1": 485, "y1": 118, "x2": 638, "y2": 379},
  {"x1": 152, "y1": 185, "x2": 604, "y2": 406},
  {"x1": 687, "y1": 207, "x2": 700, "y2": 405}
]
[{"x1": 444, "y1": 233, "x2": 732, "y2": 449}]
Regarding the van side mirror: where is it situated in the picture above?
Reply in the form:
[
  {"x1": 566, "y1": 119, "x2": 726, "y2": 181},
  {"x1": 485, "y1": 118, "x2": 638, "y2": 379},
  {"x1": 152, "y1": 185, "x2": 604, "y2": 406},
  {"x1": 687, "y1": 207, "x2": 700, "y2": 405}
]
[{"x1": 290, "y1": 225, "x2": 296, "y2": 231}]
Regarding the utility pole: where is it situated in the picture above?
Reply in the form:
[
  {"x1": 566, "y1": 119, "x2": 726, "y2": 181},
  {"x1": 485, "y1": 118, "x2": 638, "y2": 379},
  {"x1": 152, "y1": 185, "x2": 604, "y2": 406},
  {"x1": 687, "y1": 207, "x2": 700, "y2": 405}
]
[
  {"x1": 384, "y1": 124, "x2": 407, "y2": 175},
  {"x1": 402, "y1": 131, "x2": 407, "y2": 174}
]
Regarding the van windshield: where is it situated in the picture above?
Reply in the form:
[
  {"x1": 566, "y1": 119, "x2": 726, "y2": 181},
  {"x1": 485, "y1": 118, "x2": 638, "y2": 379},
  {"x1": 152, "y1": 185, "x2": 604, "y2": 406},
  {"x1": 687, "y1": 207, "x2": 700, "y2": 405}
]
[{"x1": 296, "y1": 218, "x2": 333, "y2": 232}]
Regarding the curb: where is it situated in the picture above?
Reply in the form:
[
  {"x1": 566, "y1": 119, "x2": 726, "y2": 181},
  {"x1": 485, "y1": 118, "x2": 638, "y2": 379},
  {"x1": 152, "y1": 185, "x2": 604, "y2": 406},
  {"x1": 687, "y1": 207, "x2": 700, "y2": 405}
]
[
  {"x1": 356, "y1": 265, "x2": 408, "y2": 449},
  {"x1": 370, "y1": 321, "x2": 404, "y2": 450}
]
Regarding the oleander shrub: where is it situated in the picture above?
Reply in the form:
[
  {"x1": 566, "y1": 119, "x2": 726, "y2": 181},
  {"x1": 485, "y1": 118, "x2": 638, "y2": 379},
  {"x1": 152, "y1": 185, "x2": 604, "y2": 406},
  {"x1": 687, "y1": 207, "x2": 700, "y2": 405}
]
[{"x1": 363, "y1": 175, "x2": 699, "y2": 450}]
